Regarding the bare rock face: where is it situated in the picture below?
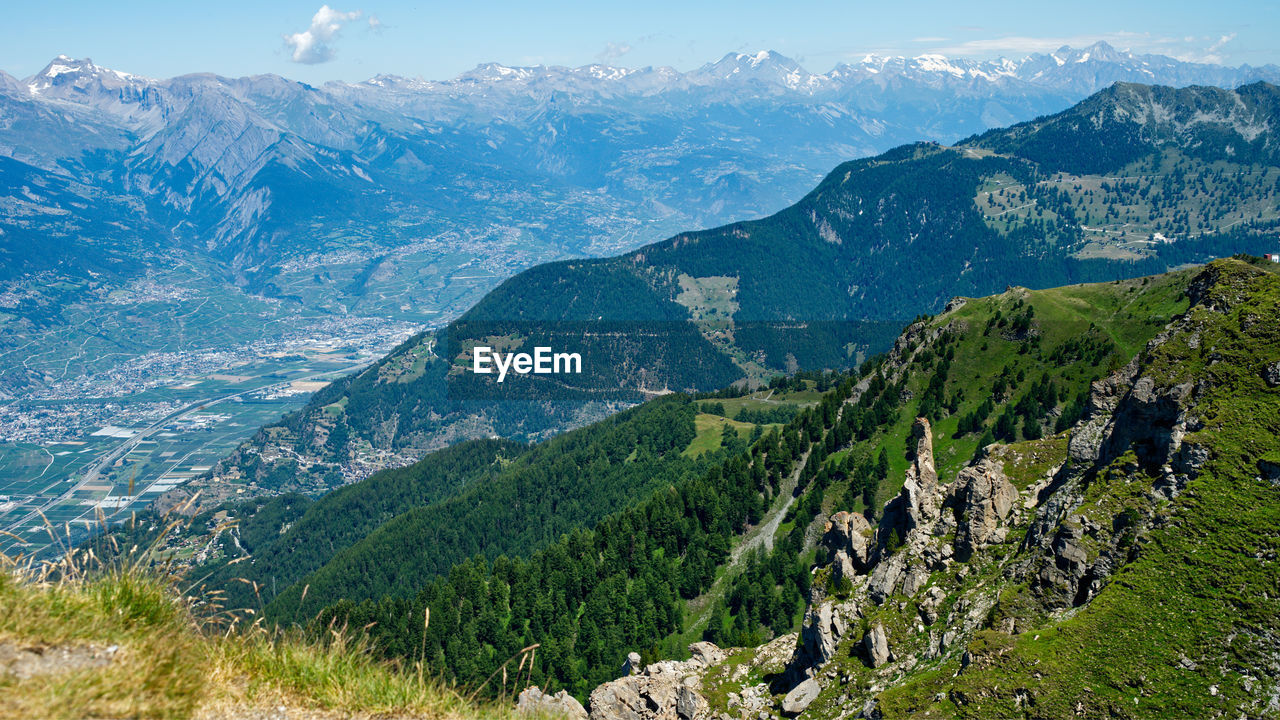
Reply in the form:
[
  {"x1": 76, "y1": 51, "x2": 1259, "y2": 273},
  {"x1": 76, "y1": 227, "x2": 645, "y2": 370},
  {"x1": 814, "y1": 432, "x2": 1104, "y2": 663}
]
[
  {"x1": 950, "y1": 458, "x2": 1018, "y2": 561},
  {"x1": 862, "y1": 623, "x2": 892, "y2": 668},
  {"x1": 866, "y1": 551, "x2": 908, "y2": 604},
  {"x1": 879, "y1": 418, "x2": 945, "y2": 550},
  {"x1": 822, "y1": 510, "x2": 874, "y2": 573},
  {"x1": 589, "y1": 646, "x2": 717, "y2": 720},
  {"x1": 1068, "y1": 357, "x2": 1141, "y2": 464},
  {"x1": 1033, "y1": 521, "x2": 1091, "y2": 608},
  {"x1": 903, "y1": 418, "x2": 941, "y2": 529},
  {"x1": 781, "y1": 677, "x2": 821, "y2": 715},
  {"x1": 519, "y1": 687, "x2": 590, "y2": 720},
  {"x1": 798, "y1": 600, "x2": 848, "y2": 667},
  {"x1": 623, "y1": 651, "x2": 642, "y2": 676},
  {"x1": 831, "y1": 550, "x2": 858, "y2": 588},
  {"x1": 590, "y1": 680, "x2": 645, "y2": 720}
]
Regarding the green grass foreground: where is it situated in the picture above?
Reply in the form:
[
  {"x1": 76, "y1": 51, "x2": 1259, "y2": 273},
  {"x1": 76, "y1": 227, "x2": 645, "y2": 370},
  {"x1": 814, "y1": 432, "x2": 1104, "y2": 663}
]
[{"x1": 0, "y1": 544, "x2": 521, "y2": 720}]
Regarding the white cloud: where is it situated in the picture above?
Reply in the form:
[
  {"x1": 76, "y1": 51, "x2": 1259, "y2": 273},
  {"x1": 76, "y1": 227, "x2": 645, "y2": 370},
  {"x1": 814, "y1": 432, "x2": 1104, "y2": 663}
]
[
  {"x1": 368, "y1": 14, "x2": 385, "y2": 33},
  {"x1": 596, "y1": 41, "x2": 632, "y2": 63},
  {"x1": 284, "y1": 5, "x2": 362, "y2": 65},
  {"x1": 1195, "y1": 34, "x2": 1236, "y2": 64}
]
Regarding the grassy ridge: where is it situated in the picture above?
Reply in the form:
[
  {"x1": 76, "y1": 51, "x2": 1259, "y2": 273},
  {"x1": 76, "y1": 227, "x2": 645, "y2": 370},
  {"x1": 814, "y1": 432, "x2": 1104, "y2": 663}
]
[{"x1": 0, "y1": 555, "x2": 509, "y2": 720}]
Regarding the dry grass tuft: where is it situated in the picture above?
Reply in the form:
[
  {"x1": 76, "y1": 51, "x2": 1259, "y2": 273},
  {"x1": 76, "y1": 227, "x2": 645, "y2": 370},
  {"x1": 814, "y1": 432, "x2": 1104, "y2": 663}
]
[{"x1": 0, "y1": 510, "x2": 520, "y2": 720}]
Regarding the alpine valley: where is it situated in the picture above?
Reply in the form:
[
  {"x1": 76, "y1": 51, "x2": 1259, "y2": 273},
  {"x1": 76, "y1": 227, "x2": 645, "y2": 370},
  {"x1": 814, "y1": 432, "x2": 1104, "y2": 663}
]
[
  {"x1": 6, "y1": 44, "x2": 1280, "y2": 556},
  {"x1": 102, "y1": 255, "x2": 1280, "y2": 719},
  {"x1": 183, "y1": 79, "x2": 1280, "y2": 512},
  {"x1": 4, "y1": 41, "x2": 1280, "y2": 720}
]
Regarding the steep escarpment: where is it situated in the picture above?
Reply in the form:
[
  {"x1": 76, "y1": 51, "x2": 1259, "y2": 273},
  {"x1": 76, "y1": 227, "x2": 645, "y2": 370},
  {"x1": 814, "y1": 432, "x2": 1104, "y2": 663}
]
[{"x1": 581, "y1": 258, "x2": 1280, "y2": 720}]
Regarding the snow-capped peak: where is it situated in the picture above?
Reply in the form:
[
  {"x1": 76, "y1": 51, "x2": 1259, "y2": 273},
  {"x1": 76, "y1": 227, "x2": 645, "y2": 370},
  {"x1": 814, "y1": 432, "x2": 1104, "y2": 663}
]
[
  {"x1": 911, "y1": 54, "x2": 967, "y2": 77},
  {"x1": 26, "y1": 55, "x2": 152, "y2": 96}
]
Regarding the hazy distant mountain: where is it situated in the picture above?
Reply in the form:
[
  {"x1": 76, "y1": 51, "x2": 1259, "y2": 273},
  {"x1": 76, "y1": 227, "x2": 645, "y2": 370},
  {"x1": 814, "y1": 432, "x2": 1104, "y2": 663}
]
[
  {"x1": 2, "y1": 43, "x2": 1278, "y2": 398},
  {"x1": 186, "y1": 80, "x2": 1280, "y2": 506},
  {"x1": 5, "y1": 43, "x2": 1278, "y2": 283}
]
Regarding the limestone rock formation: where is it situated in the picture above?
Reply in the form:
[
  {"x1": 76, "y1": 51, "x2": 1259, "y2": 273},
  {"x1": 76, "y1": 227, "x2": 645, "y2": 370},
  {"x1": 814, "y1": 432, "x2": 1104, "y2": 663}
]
[
  {"x1": 519, "y1": 687, "x2": 590, "y2": 720},
  {"x1": 589, "y1": 645, "x2": 720, "y2": 720},
  {"x1": 1033, "y1": 520, "x2": 1091, "y2": 608},
  {"x1": 821, "y1": 510, "x2": 874, "y2": 576},
  {"x1": 878, "y1": 418, "x2": 944, "y2": 550},
  {"x1": 798, "y1": 600, "x2": 849, "y2": 667},
  {"x1": 781, "y1": 678, "x2": 820, "y2": 715},
  {"x1": 862, "y1": 623, "x2": 891, "y2": 668},
  {"x1": 949, "y1": 458, "x2": 1018, "y2": 561},
  {"x1": 902, "y1": 418, "x2": 941, "y2": 529}
]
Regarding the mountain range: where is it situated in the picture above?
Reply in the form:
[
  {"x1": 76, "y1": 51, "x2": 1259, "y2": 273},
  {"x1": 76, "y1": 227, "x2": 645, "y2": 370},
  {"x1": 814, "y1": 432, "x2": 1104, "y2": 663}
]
[
  {"x1": 102, "y1": 254, "x2": 1280, "y2": 718},
  {"x1": 170, "y1": 79, "x2": 1280, "y2": 508},
  {"x1": 19, "y1": 44, "x2": 1280, "y2": 718},
  {"x1": 3, "y1": 42, "x2": 1279, "y2": 399}
]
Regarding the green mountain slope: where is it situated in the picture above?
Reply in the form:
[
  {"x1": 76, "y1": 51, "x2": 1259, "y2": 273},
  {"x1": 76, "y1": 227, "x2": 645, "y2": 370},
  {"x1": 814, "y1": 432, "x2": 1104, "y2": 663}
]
[
  {"x1": 302, "y1": 260, "x2": 1224, "y2": 702},
  {"x1": 200, "y1": 438, "x2": 526, "y2": 611},
  {"x1": 591, "y1": 256, "x2": 1278, "y2": 720},
  {"x1": 127, "y1": 393, "x2": 806, "y2": 621},
  {"x1": 195, "y1": 82, "x2": 1280, "y2": 507}
]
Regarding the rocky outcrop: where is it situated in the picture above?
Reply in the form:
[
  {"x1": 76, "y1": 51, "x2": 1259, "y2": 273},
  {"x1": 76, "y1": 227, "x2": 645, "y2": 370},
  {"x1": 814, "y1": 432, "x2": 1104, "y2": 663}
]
[
  {"x1": 579, "y1": 260, "x2": 1277, "y2": 720},
  {"x1": 878, "y1": 418, "x2": 943, "y2": 551},
  {"x1": 519, "y1": 687, "x2": 590, "y2": 720},
  {"x1": 903, "y1": 418, "x2": 941, "y2": 527},
  {"x1": 866, "y1": 550, "x2": 907, "y2": 604},
  {"x1": 862, "y1": 624, "x2": 892, "y2": 668},
  {"x1": 781, "y1": 678, "x2": 820, "y2": 715},
  {"x1": 821, "y1": 511, "x2": 874, "y2": 578},
  {"x1": 1033, "y1": 520, "x2": 1091, "y2": 608},
  {"x1": 589, "y1": 644, "x2": 725, "y2": 720},
  {"x1": 949, "y1": 458, "x2": 1018, "y2": 561},
  {"x1": 797, "y1": 600, "x2": 851, "y2": 668}
]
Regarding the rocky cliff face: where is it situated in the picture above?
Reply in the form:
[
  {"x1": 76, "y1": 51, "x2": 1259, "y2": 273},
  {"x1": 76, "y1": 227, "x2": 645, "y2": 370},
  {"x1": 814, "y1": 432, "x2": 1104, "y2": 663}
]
[{"x1": 576, "y1": 259, "x2": 1280, "y2": 720}]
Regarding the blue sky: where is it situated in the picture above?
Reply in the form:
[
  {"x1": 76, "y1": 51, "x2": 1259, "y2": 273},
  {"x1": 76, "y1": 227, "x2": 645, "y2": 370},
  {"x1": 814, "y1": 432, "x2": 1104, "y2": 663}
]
[{"x1": 3, "y1": 0, "x2": 1278, "y2": 83}]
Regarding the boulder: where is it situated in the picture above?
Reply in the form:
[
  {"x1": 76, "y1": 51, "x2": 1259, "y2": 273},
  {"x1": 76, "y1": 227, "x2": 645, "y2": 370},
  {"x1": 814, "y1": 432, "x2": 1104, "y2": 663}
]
[
  {"x1": 589, "y1": 649, "x2": 715, "y2": 720},
  {"x1": 686, "y1": 642, "x2": 725, "y2": 668},
  {"x1": 862, "y1": 624, "x2": 891, "y2": 668},
  {"x1": 950, "y1": 459, "x2": 1018, "y2": 561},
  {"x1": 781, "y1": 678, "x2": 821, "y2": 715},
  {"x1": 519, "y1": 687, "x2": 590, "y2": 720},
  {"x1": 623, "y1": 651, "x2": 642, "y2": 676},
  {"x1": 590, "y1": 681, "x2": 645, "y2": 720}
]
